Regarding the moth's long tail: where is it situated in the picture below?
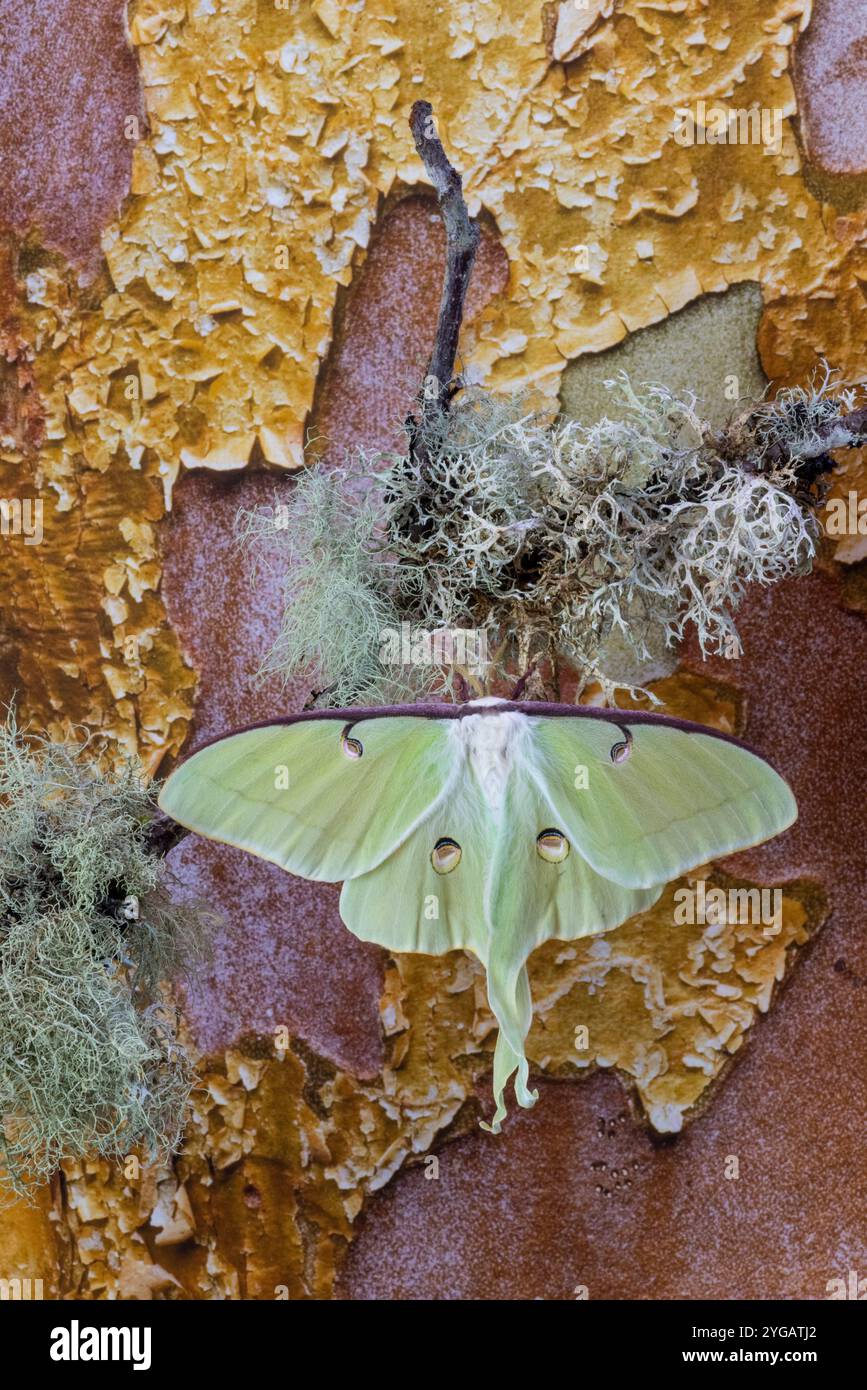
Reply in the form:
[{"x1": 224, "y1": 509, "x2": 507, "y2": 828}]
[{"x1": 481, "y1": 957, "x2": 539, "y2": 1134}]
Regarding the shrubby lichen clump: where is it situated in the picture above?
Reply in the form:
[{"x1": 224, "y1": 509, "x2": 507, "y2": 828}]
[
  {"x1": 239, "y1": 375, "x2": 833, "y2": 705},
  {"x1": 0, "y1": 712, "x2": 210, "y2": 1198}
]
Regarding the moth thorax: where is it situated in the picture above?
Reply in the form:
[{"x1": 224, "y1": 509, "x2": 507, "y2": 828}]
[{"x1": 459, "y1": 712, "x2": 524, "y2": 814}]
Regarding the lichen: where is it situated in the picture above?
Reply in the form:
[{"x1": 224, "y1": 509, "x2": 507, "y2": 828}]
[
  {"x1": 0, "y1": 709, "x2": 212, "y2": 1199},
  {"x1": 235, "y1": 472, "x2": 420, "y2": 707},
  {"x1": 239, "y1": 377, "x2": 823, "y2": 703},
  {"x1": 1, "y1": 0, "x2": 857, "y2": 1296},
  {"x1": 3, "y1": 0, "x2": 845, "y2": 757}
]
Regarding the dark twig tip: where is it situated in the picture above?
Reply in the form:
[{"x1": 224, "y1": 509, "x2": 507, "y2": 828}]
[
  {"x1": 144, "y1": 810, "x2": 189, "y2": 858},
  {"x1": 510, "y1": 665, "x2": 536, "y2": 700},
  {"x1": 407, "y1": 102, "x2": 481, "y2": 432}
]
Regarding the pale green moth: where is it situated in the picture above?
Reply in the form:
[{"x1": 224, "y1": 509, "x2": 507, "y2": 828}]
[{"x1": 158, "y1": 697, "x2": 796, "y2": 1131}]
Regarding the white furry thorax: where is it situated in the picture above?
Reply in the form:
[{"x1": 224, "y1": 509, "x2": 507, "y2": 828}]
[{"x1": 451, "y1": 698, "x2": 528, "y2": 814}]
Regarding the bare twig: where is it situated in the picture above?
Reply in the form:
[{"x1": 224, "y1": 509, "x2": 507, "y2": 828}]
[
  {"x1": 408, "y1": 100, "x2": 481, "y2": 421},
  {"x1": 776, "y1": 404, "x2": 867, "y2": 462},
  {"x1": 509, "y1": 664, "x2": 536, "y2": 700},
  {"x1": 715, "y1": 401, "x2": 867, "y2": 483}
]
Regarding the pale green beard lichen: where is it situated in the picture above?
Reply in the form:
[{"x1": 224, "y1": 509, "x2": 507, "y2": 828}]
[
  {"x1": 239, "y1": 377, "x2": 827, "y2": 705},
  {"x1": 236, "y1": 469, "x2": 421, "y2": 708},
  {"x1": 0, "y1": 711, "x2": 211, "y2": 1199}
]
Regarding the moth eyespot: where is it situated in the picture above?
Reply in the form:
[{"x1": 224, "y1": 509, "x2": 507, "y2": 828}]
[
  {"x1": 536, "y1": 829, "x2": 570, "y2": 863},
  {"x1": 609, "y1": 729, "x2": 633, "y2": 764},
  {"x1": 340, "y1": 727, "x2": 363, "y2": 760},
  {"x1": 431, "y1": 837, "x2": 462, "y2": 874}
]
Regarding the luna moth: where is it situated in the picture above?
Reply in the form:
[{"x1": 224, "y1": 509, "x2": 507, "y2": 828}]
[{"x1": 158, "y1": 697, "x2": 796, "y2": 1131}]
